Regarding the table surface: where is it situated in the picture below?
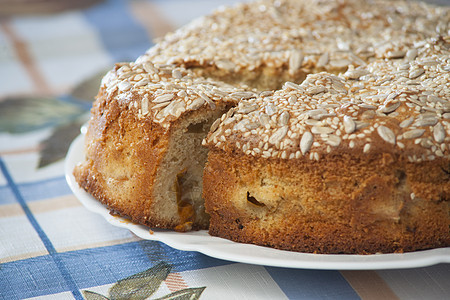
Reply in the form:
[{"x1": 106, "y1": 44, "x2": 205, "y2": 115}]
[{"x1": 0, "y1": 0, "x2": 449, "y2": 299}]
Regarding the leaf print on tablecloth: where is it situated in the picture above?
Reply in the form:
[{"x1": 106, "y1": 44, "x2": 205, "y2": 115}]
[
  {"x1": 70, "y1": 68, "x2": 109, "y2": 103},
  {"x1": 38, "y1": 117, "x2": 87, "y2": 168},
  {"x1": 82, "y1": 290, "x2": 110, "y2": 300},
  {"x1": 82, "y1": 262, "x2": 207, "y2": 300},
  {"x1": 0, "y1": 96, "x2": 85, "y2": 134},
  {"x1": 153, "y1": 287, "x2": 206, "y2": 300},
  {"x1": 109, "y1": 261, "x2": 172, "y2": 299}
]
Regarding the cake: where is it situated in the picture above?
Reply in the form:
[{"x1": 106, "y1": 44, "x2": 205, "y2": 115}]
[{"x1": 74, "y1": 0, "x2": 450, "y2": 253}]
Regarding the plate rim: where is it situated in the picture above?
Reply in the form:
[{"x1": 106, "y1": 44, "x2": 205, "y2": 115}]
[{"x1": 65, "y1": 133, "x2": 450, "y2": 270}]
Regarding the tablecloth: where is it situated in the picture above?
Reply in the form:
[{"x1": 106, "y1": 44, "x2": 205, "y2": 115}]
[{"x1": 0, "y1": 0, "x2": 449, "y2": 299}]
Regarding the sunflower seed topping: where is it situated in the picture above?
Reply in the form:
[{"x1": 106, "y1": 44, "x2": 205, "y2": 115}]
[
  {"x1": 409, "y1": 68, "x2": 425, "y2": 79},
  {"x1": 433, "y1": 123, "x2": 445, "y2": 143},
  {"x1": 377, "y1": 125, "x2": 396, "y2": 144},
  {"x1": 300, "y1": 131, "x2": 313, "y2": 155},
  {"x1": 259, "y1": 113, "x2": 270, "y2": 127},
  {"x1": 344, "y1": 69, "x2": 370, "y2": 80},
  {"x1": 120, "y1": 0, "x2": 450, "y2": 163},
  {"x1": 413, "y1": 117, "x2": 438, "y2": 127},
  {"x1": 153, "y1": 93, "x2": 174, "y2": 103},
  {"x1": 269, "y1": 126, "x2": 288, "y2": 144},
  {"x1": 118, "y1": 81, "x2": 132, "y2": 91},
  {"x1": 343, "y1": 116, "x2": 356, "y2": 134},
  {"x1": 325, "y1": 134, "x2": 341, "y2": 147},
  {"x1": 312, "y1": 126, "x2": 334, "y2": 135},
  {"x1": 403, "y1": 129, "x2": 425, "y2": 139},
  {"x1": 399, "y1": 117, "x2": 414, "y2": 128},
  {"x1": 279, "y1": 111, "x2": 290, "y2": 126}
]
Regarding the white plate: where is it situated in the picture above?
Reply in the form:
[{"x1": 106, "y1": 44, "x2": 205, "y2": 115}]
[{"x1": 65, "y1": 133, "x2": 450, "y2": 270}]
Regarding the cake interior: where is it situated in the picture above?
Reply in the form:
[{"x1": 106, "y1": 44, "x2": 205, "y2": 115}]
[{"x1": 152, "y1": 106, "x2": 231, "y2": 231}]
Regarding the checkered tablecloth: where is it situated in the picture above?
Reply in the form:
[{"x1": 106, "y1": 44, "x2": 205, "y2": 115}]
[{"x1": 1, "y1": 0, "x2": 449, "y2": 299}]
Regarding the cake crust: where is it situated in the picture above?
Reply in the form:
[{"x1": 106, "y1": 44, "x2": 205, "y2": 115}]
[{"x1": 204, "y1": 147, "x2": 449, "y2": 254}]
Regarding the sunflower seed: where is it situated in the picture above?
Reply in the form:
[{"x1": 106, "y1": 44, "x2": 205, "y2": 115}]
[
  {"x1": 269, "y1": 126, "x2": 288, "y2": 144},
  {"x1": 231, "y1": 92, "x2": 257, "y2": 99},
  {"x1": 413, "y1": 117, "x2": 438, "y2": 127},
  {"x1": 259, "y1": 91, "x2": 274, "y2": 97},
  {"x1": 305, "y1": 119, "x2": 322, "y2": 126},
  {"x1": 377, "y1": 125, "x2": 396, "y2": 144},
  {"x1": 233, "y1": 119, "x2": 248, "y2": 132},
  {"x1": 143, "y1": 62, "x2": 157, "y2": 74},
  {"x1": 386, "y1": 50, "x2": 406, "y2": 59},
  {"x1": 325, "y1": 134, "x2": 341, "y2": 147},
  {"x1": 403, "y1": 129, "x2": 425, "y2": 139},
  {"x1": 284, "y1": 81, "x2": 303, "y2": 91},
  {"x1": 379, "y1": 101, "x2": 401, "y2": 114},
  {"x1": 279, "y1": 111, "x2": 290, "y2": 126},
  {"x1": 153, "y1": 93, "x2": 174, "y2": 103},
  {"x1": 265, "y1": 103, "x2": 278, "y2": 116},
  {"x1": 245, "y1": 122, "x2": 260, "y2": 130},
  {"x1": 344, "y1": 69, "x2": 370, "y2": 80},
  {"x1": 399, "y1": 117, "x2": 414, "y2": 128},
  {"x1": 307, "y1": 86, "x2": 327, "y2": 95},
  {"x1": 238, "y1": 102, "x2": 258, "y2": 113},
  {"x1": 433, "y1": 123, "x2": 445, "y2": 143},
  {"x1": 259, "y1": 113, "x2": 270, "y2": 127},
  {"x1": 343, "y1": 116, "x2": 356, "y2": 134},
  {"x1": 135, "y1": 79, "x2": 150, "y2": 87},
  {"x1": 166, "y1": 101, "x2": 185, "y2": 117},
  {"x1": 409, "y1": 68, "x2": 425, "y2": 79},
  {"x1": 300, "y1": 131, "x2": 313, "y2": 154},
  {"x1": 359, "y1": 104, "x2": 377, "y2": 110},
  {"x1": 198, "y1": 92, "x2": 216, "y2": 110},
  {"x1": 427, "y1": 95, "x2": 446, "y2": 103},
  {"x1": 311, "y1": 126, "x2": 334, "y2": 135},
  {"x1": 210, "y1": 118, "x2": 221, "y2": 132},
  {"x1": 307, "y1": 108, "x2": 327, "y2": 117},
  {"x1": 188, "y1": 97, "x2": 205, "y2": 110},
  {"x1": 152, "y1": 101, "x2": 171, "y2": 110},
  {"x1": 141, "y1": 98, "x2": 149, "y2": 115},
  {"x1": 118, "y1": 81, "x2": 132, "y2": 91},
  {"x1": 355, "y1": 121, "x2": 369, "y2": 130}
]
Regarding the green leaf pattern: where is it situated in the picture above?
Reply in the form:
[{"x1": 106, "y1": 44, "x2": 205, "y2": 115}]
[
  {"x1": 82, "y1": 290, "x2": 110, "y2": 300},
  {"x1": 0, "y1": 69, "x2": 107, "y2": 168},
  {"x1": 153, "y1": 287, "x2": 206, "y2": 300},
  {"x1": 82, "y1": 262, "x2": 206, "y2": 300},
  {"x1": 109, "y1": 262, "x2": 171, "y2": 300}
]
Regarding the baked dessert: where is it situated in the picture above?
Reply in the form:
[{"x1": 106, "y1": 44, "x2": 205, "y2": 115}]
[
  {"x1": 73, "y1": 62, "x2": 249, "y2": 231},
  {"x1": 75, "y1": 0, "x2": 450, "y2": 253}
]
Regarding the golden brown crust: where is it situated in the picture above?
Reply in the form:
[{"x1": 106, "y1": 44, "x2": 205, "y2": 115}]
[
  {"x1": 203, "y1": 149, "x2": 450, "y2": 254},
  {"x1": 74, "y1": 84, "x2": 174, "y2": 228},
  {"x1": 74, "y1": 62, "x2": 244, "y2": 230}
]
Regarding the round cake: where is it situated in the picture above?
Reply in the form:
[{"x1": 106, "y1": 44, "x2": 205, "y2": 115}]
[{"x1": 74, "y1": 0, "x2": 450, "y2": 253}]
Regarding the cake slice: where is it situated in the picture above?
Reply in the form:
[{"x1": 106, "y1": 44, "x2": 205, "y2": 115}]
[{"x1": 73, "y1": 62, "x2": 248, "y2": 231}]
